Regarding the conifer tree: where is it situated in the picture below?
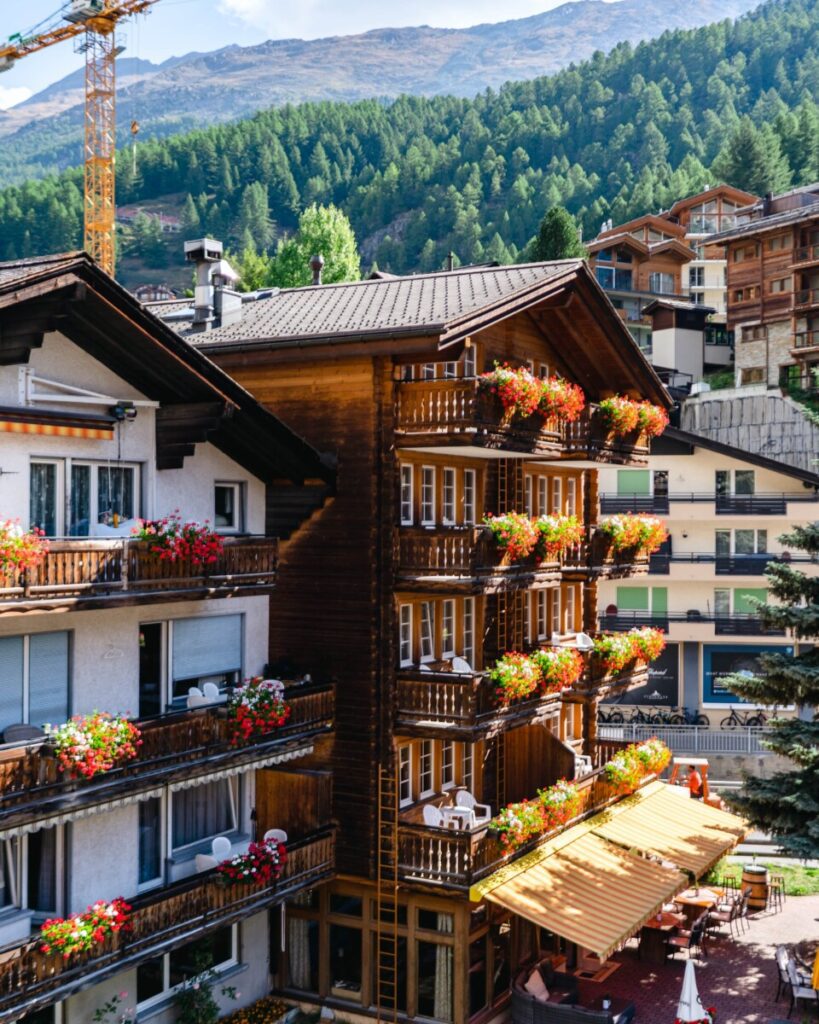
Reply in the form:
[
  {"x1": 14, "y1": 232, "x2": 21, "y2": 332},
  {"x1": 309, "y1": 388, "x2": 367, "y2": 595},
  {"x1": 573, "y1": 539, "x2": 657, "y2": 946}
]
[
  {"x1": 724, "y1": 524, "x2": 819, "y2": 857},
  {"x1": 525, "y1": 206, "x2": 586, "y2": 262},
  {"x1": 711, "y1": 116, "x2": 791, "y2": 195}
]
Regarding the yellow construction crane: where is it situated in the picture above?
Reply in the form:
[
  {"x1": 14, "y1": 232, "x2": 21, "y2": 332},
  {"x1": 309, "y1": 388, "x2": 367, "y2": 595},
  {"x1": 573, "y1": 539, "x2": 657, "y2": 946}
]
[{"x1": 0, "y1": 0, "x2": 162, "y2": 276}]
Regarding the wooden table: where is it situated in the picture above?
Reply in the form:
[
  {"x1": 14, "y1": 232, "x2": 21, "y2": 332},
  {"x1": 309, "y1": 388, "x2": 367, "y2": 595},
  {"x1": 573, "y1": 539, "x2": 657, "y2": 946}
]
[
  {"x1": 674, "y1": 887, "x2": 725, "y2": 928},
  {"x1": 639, "y1": 911, "x2": 684, "y2": 964}
]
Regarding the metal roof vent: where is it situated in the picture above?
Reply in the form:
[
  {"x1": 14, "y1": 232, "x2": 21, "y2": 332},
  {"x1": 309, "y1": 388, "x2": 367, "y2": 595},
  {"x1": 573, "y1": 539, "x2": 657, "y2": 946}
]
[{"x1": 310, "y1": 254, "x2": 325, "y2": 286}]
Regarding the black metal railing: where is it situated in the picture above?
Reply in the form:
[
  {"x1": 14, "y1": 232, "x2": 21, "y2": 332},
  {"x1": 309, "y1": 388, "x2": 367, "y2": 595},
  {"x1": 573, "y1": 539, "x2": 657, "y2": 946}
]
[
  {"x1": 599, "y1": 611, "x2": 785, "y2": 636},
  {"x1": 600, "y1": 492, "x2": 819, "y2": 513},
  {"x1": 645, "y1": 552, "x2": 811, "y2": 576}
]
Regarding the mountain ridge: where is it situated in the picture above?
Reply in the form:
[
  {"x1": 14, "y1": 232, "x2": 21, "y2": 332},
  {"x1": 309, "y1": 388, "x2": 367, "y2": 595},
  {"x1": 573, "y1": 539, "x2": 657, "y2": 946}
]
[{"x1": 0, "y1": 0, "x2": 761, "y2": 186}]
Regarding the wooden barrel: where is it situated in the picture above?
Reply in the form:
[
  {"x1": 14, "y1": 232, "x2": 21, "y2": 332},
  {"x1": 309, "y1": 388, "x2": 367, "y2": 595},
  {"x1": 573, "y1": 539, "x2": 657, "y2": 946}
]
[{"x1": 742, "y1": 865, "x2": 769, "y2": 910}]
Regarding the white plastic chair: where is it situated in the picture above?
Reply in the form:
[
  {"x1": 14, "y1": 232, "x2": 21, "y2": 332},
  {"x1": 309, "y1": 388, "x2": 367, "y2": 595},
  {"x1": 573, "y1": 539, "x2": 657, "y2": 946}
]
[
  {"x1": 422, "y1": 804, "x2": 455, "y2": 829},
  {"x1": 187, "y1": 687, "x2": 209, "y2": 709},
  {"x1": 455, "y1": 790, "x2": 491, "y2": 825},
  {"x1": 787, "y1": 961, "x2": 819, "y2": 1016},
  {"x1": 576, "y1": 632, "x2": 595, "y2": 651},
  {"x1": 451, "y1": 656, "x2": 473, "y2": 674},
  {"x1": 195, "y1": 853, "x2": 218, "y2": 872},
  {"x1": 211, "y1": 836, "x2": 232, "y2": 861},
  {"x1": 264, "y1": 828, "x2": 288, "y2": 843},
  {"x1": 419, "y1": 663, "x2": 433, "y2": 673},
  {"x1": 202, "y1": 682, "x2": 221, "y2": 701},
  {"x1": 550, "y1": 632, "x2": 562, "y2": 646}
]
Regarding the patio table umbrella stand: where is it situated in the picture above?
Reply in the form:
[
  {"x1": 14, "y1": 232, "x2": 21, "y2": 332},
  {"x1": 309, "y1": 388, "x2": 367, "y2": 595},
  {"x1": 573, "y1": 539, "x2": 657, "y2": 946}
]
[{"x1": 674, "y1": 960, "x2": 715, "y2": 1024}]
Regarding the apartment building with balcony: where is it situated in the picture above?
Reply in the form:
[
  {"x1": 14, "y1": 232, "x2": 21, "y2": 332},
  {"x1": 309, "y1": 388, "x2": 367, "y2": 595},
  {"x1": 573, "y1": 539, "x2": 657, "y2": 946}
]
[
  {"x1": 0, "y1": 254, "x2": 336, "y2": 1024},
  {"x1": 146, "y1": 257, "x2": 730, "y2": 1024},
  {"x1": 597, "y1": 426, "x2": 818, "y2": 719},
  {"x1": 708, "y1": 183, "x2": 819, "y2": 390}
]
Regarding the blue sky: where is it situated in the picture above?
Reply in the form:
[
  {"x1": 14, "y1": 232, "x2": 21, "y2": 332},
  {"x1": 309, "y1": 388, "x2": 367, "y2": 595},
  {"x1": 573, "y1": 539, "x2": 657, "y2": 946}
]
[{"x1": 0, "y1": 0, "x2": 583, "y2": 107}]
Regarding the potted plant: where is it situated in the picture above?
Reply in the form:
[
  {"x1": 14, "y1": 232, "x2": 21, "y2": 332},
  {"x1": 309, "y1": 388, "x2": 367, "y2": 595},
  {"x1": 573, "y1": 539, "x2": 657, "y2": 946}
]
[
  {"x1": 0, "y1": 519, "x2": 48, "y2": 577},
  {"x1": 537, "y1": 377, "x2": 586, "y2": 422},
  {"x1": 483, "y1": 512, "x2": 539, "y2": 561},
  {"x1": 538, "y1": 779, "x2": 582, "y2": 829},
  {"x1": 598, "y1": 396, "x2": 669, "y2": 438},
  {"x1": 227, "y1": 677, "x2": 291, "y2": 746},
  {"x1": 530, "y1": 647, "x2": 584, "y2": 693},
  {"x1": 40, "y1": 897, "x2": 131, "y2": 958},
  {"x1": 489, "y1": 798, "x2": 546, "y2": 851},
  {"x1": 131, "y1": 512, "x2": 223, "y2": 566},
  {"x1": 216, "y1": 838, "x2": 287, "y2": 886},
  {"x1": 489, "y1": 652, "x2": 540, "y2": 704},
  {"x1": 534, "y1": 514, "x2": 585, "y2": 561},
  {"x1": 596, "y1": 513, "x2": 668, "y2": 555},
  {"x1": 45, "y1": 712, "x2": 142, "y2": 779},
  {"x1": 478, "y1": 363, "x2": 542, "y2": 418}
]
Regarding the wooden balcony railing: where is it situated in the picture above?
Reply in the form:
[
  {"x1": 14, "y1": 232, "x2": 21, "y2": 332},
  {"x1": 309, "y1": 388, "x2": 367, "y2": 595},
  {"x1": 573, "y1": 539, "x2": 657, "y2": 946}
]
[
  {"x1": 0, "y1": 829, "x2": 335, "y2": 1021},
  {"x1": 396, "y1": 669, "x2": 562, "y2": 738},
  {"x1": 0, "y1": 684, "x2": 334, "y2": 827},
  {"x1": 0, "y1": 537, "x2": 278, "y2": 610},
  {"x1": 396, "y1": 527, "x2": 561, "y2": 585},
  {"x1": 397, "y1": 768, "x2": 653, "y2": 890},
  {"x1": 395, "y1": 381, "x2": 650, "y2": 464},
  {"x1": 578, "y1": 657, "x2": 650, "y2": 699}
]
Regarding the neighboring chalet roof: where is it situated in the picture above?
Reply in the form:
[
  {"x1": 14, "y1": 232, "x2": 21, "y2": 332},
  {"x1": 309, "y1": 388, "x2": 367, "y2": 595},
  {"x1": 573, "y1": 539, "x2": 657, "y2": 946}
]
[
  {"x1": 708, "y1": 198, "x2": 819, "y2": 245},
  {"x1": 646, "y1": 238, "x2": 696, "y2": 261},
  {"x1": 596, "y1": 213, "x2": 686, "y2": 240},
  {"x1": 658, "y1": 426, "x2": 819, "y2": 487},
  {"x1": 0, "y1": 252, "x2": 332, "y2": 484},
  {"x1": 666, "y1": 184, "x2": 757, "y2": 218},
  {"x1": 587, "y1": 234, "x2": 694, "y2": 262},
  {"x1": 153, "y1": 261, "x2": 669, "y2": 407},
  {"x1": 643, "y1": 298, "x2": 717, "y2": 315}
]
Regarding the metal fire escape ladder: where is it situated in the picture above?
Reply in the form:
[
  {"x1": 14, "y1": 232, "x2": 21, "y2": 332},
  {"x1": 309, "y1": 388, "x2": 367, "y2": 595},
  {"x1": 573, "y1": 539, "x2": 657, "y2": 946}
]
[{"x1": 375, "y1": 760, "x2": 399, "y2": 1022}]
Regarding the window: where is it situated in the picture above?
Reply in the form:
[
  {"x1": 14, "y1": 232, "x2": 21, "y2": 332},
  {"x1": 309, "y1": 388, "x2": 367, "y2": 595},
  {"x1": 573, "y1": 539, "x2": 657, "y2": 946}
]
[
  {"x1": 463, "y1": 470, "x2": 476, "y2": 525},
  {"x1": 441, "y1": 741, "x2": 455, "y2": 790},
  {"x1": 30, "y1": 461, "x2": 61, "y2": 537},
  {"x1": 649, "y1": 272, "x2": 674, "y2": 294},
  {"x1": 690, "y1": 266, "x2": 705, "y2": 288},
  {"x1": 398, "y1": 746, "x2": 413, "y2": 807},
  {"x1": 742, "y1": 325, "x2": 767, "y2": 342},
  {"x1": 443, "y1": 362, "x2": 458, "y2": 379},
  {"x1": 566, "y1": 478, "x2": 577, "y2": 516},
  {"x1": 420, "y1": 602, "x2": 435, "y2": 662},
  {"x1": 734, "y1": 287, "x2": 760, "y2": 302},
  {"x1": 524, "y1": 475, "x2": 533, "y2": 516},
  {"x1": 714, "y1": 589, "x2": 731, "y2": 616},
  {"x1": 137, "y1": 926, "x2": 237, "y2": 1009},
  {"x1": 731, "y1": 529, "x2": 767, "y2": 555},
  {"x1": 735, "y1": 471, "x2": 755, "y2": 495},
  {"x1": 538, "y1": 363, "x2": 550, "y2": 379},
  {"x1": 768, "y1": 233, "x2": 791, "y2": 251},
  {"x1": 171, "y1": 778, "x2": 238, "y2": 852},
  {"x1": 214, "y1": 483, "x2": 242, "y2": 532},
  {"x1": 417, "y1": 939, "x2": 454, "y2": 1021},
  {"x1": 0, "y1": 632, "x2": 70, "y2": 734},
  {"x1": 740, "y1": 367, "x2": 765, "y2": 385},
  {"x1": 421, "y1": 467, "x2": 435, "y2": 525},
  {"x1": 442, "y1": 600, "x2": 455, "y2": 658},
  {"x1": 30, "y1": 459, "x2": 141, "y2": 537},
  {"x1": 536, "y1": 591, "x2": 547, "y2": 640},
  {"x1": 548, "y1": 589, "x2": 560, "y2": 635},
  {"x1": 551, "y1": 478, "x2": 562, "y2": 515},
  {"x1": 442, "y1": 469, "x2": 456, "y2": 525},
  {"x1": 422, "y1": 364, "x2": 436, "y2": 380},
  {"x1": 0, "y1": 829, "x2": 63, "y2": 919},
  {"x1": 537, "y1": 477, "x2": 548, "y2": 516},
  {"x1": 400, "y1": 465, "x2": 414, "y2": 525},
  {"x1": 463, "y1": 598, "x2": 474, "y2": 665},
  {"x1": 770, "y1": 276, "x2": 792, "y2": 294},
  {"x1": 139, "y1": 797, "x2": 163, "y2": 889},
  {"x1": 419, "y1": 740, "x2": 434, "y2": 799},
  {"x1": 330, "y1": 923, "x2": 362, "y2": 999},
  {"x1": 0, "y1": 839, "x2": 20, "y2": 911},
  {"x1": 463, "y1": 346, "x2": 476, "y2": 377},
  {"x1": 462, "y1": 744, "x2": 474, "y2": 792},
  {"x1": 399, "y1": 605, "x2": 413, "y2": 666},
  {"x1": 170, "y1": 614, "x2": 242, "y2": 703}
]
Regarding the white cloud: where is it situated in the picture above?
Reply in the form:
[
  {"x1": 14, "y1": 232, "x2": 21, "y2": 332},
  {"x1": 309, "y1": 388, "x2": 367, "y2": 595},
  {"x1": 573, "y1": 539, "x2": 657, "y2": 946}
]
[
  {"x1": 219, "y1": 0, "x2": 572, "y2": 39},
  {"x1": 0, "y1": 85, "x2": 32, "y2": 110}
]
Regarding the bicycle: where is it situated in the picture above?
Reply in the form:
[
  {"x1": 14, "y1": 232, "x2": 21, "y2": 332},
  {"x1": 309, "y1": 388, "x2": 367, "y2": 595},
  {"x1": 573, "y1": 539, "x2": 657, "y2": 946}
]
[
  {"x1": 624, "y1": 705, "x2": 656, "y2": 725},
  {"x1": 597, "y1": 706, "x2": 625, "y2": 724},
  {"x1": 667, "y1": 706, "x2": 710, "y2": 727},
  {"x1": 719, "y1": 705, "x2": 767, "y2": 729}
]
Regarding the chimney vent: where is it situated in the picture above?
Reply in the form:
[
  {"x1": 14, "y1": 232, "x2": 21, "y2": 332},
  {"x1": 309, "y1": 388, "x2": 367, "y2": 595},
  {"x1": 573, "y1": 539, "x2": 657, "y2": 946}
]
[
  {"x1": 310, "y1": 254, "x2": 325, "y2": 286},
  {"x1": 184, "y1": 237, "x2": 224, "y2": 329}
]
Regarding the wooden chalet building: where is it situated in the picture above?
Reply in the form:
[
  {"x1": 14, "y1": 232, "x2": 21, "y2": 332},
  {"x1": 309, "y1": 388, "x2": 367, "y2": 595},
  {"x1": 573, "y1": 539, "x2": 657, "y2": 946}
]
[
  {"x1": 0, "y1": 254, "x2": 336, "y2": 1024},
  {"x1": 151, "y1": 256, "x2": 688, "y2": 1023}
]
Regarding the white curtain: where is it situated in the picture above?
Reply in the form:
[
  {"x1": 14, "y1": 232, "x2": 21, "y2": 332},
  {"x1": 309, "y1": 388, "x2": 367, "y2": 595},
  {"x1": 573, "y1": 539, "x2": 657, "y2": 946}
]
[
  {"x1": 434, "y1": 915, "x2": 454, "y2": 1022},
  {"x1": 172, "y1": 779, "x2": 234, "y2": 849},
  {"x1": 288, "y1": 917, "x2": 312, "y2": 990}
]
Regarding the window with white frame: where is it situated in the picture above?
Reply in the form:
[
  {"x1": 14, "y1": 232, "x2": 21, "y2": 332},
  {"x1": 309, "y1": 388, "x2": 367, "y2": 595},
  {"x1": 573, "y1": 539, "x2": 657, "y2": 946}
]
[
  {"x1": 463, "y1": 470, "x2": 476, "y2": 525},
  {"x1": 419, "y1": 740, "x2": 435, "y2": 798},
  {"x1": 538, "y1": 363, "x2": 550, "y2": 379},
  {"x1": 440, "y1": 741, "x2": 455, "y2": 790},
  {"x1": 443, "y1": 362, "x2": 458, "y2": 379},
  {"x1": 537, "y1": 477, "x2": 548, "y2": 517},
  {"x1": 463, "y1": 347, "x2": 476, "y2": 377},
  {"x1": 139, "y1": 797, "x2": 164, "y2": 890},
  {"x1": 536, "y1": 591, "x2": 547, "y2": 640},
  {"x1": 214, "y1": 483, "x2": 243, "y2": 533},
  {"x1": 422, "y1": 364, "x2": 436, "y2": 380},
  {"x1": 524, "y1": 475, "x2": 533, "y2": 516},
  {"x1": 548, "y1": 589, "x2": 560, "y2": 635},
  {"x1": 30, "y1": 459, "x2": 141, "y2": 537},
  {"x1": 0, "y1": 827, "x2": 64, "y2": 919},
  {"x1": 137, "y1": 926, "x2": 237, "y2": 1009},
  {"x1": 420, "y1": 602, "x2": 435, "y2": 662},
  {"x1": 566, "y1": 478, "x2": 577, "y2": 516},
  {"x1": 400, "y1": 465, "x2": 414, "y2": 525},
  {"x1": 463, "y1": 598, "x2": 475, "y2": 666},
  {"x1": 441, "y1": 600, "x2": 456, "y2": 658},
  {"x1": 421, "y1": 467, "x2": 436, "y2": 525},
  {"x1": 462, "y1": 744, "x2": 474, "y2": 792},
  {"x1": 442, "y1": 469, "x2": 456, "y2": 525},
  {"x1": 169, "y1": 615, "x2": 243, "y2": 704},
  {"x1": 0, "y1": 632, "x2": 70, "y2": 734},
  {"x1": 399, "y1": 605, "x2": 413, "y2": 666},
  {"x1": 398, "y1": 746, "x2": 413, "y2": 807},
  {"x1": 171, "y1": 777, "x2": 240, "y2": 853},
  {"x1": 551, "y1": 478, "x2": 562, "y2": 515}
]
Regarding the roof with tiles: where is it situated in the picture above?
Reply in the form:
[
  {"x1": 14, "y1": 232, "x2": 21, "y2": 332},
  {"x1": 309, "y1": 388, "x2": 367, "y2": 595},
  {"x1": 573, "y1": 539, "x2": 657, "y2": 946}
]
[
  {"x1": 153, "y1": 261, "x2": 579, "y2": 346},
  {"x1": 0, "y1": 252, "x2": 86, "y2": 288}
]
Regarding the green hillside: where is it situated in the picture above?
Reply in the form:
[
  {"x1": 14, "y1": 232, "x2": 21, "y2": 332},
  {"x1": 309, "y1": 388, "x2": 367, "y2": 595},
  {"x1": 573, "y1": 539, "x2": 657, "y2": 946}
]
[{"x1": 2, "y1": 0, "x2": 818, "y2": 284}]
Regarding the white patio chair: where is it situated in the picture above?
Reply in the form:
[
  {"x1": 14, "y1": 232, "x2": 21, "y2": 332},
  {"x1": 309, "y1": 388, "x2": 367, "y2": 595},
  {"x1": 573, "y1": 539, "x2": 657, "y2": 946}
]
[
  {"x1": 211, "y1": 836, "x2": 232, "y2": 861},
  {"x1": 550, "y1": 632, "x2": 562, "y2": 646},
  {"x1": 187, "y1": 687, "x2": 209, "y2": 708},
  {"x1": 452, "y1": 656, "x2": 473, "y2": 674},
  {"x1": 455, "y1": 790, "x2": 491, "y2": 826},
  {"x1": 264, "y1": 828, "x2": 288, "y2": 843},
  {"x1": 787, "y1": 960, "x2": 819, "y2": 1017},
  {"x1": 575, "y1": 632, "x2": 595, "y2": 651},
  {"x1": 202, "y1": 682, "x2": 221, "y2": 701},
  {"x1": 422, "y1": 804, "x2": 455, "y2": 830},
  {"x1": 195, "y1": 853, "x2": 218, "y2": 872}
]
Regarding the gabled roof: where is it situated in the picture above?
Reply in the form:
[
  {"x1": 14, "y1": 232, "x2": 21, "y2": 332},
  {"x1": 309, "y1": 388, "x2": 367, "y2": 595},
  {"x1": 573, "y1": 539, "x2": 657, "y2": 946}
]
[
  {"x1": 667, "y1": 184, "x2": 757, "y2": 217},
  {"x1": 596, "y1": 213, "x2": 686, "y2": 241},
  {"x1": 647, "y1": 238, "x2": 696, "y2": 262},
  {"x1": 708, "y1": 199, "x2": 819, "y2": 245},
  {"x1": 587, "y1": 233, "x2": 649, "y2": 257},
  {"x1": 152, "y1": 260, "x2": 670, "y2": 408},
  {"x1": 643, "y1": 299, "x2": 716, "y2": 315},
  {"x1": 0, "y1": 252, "x2": 332, "y2": 485}
]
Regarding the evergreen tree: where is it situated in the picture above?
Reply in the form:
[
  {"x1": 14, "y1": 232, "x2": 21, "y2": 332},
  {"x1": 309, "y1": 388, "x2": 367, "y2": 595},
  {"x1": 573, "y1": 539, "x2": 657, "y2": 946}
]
[
  {"x1": 271, "y1": 203, "x2": 361, "y2": 288},
  {"x1": 724, "y1": 524, "x2": 819, "y2": 857},
  {"x1": 525, "y1": 206, "x2": 587, "y2": 262},
  {"x1": 711, "y1": 116, "x2": 792, "y2": 195},
  {"x1": 181, "y1": 193, "x2": 200, "y2": 236}
]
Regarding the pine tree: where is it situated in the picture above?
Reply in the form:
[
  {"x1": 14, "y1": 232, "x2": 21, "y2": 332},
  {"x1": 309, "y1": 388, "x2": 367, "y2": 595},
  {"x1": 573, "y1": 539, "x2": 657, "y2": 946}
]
[
  {"x1": 711, "y1": 116, "x2": 791, "y2": 195},
  {"x1": 724, "y1": 524, "x2": 819, "y2": 857},
  {"x1": 525, "y1": 207, "x2": 587, "y2": 262}
]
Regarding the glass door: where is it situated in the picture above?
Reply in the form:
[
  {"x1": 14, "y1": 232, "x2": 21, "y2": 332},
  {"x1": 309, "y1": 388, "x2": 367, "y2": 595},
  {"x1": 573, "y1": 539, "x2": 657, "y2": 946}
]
[{"x1": 30, "y1": 461, "x2": 63, "y2": 537}]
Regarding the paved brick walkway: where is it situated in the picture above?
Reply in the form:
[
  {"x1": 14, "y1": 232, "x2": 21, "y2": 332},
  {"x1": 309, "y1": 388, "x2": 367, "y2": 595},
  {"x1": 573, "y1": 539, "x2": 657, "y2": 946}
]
[{"x1": 574, "y1": 896, "x2": 819, "y2": 1024}]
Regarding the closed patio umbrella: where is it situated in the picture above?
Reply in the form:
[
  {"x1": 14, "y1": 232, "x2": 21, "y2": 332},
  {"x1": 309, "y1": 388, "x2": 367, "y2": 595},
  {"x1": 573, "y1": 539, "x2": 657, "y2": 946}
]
[
  {"x1": 676, "y1": 960, "x2": 713, "y2": 1023},
  {"x1": 812, "y1": 949, "x2": 819, "y2": 990}
]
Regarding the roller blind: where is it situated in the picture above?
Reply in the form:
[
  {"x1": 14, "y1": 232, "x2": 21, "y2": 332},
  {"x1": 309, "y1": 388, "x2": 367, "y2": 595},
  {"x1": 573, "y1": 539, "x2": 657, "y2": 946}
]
[
  {"x1": 0, "y1": 638, "x2": 24, "y2": 733},
  {"x1": 29, "y1": 632, "x2": 69, "y2": 728},
  {"x1": 172, "y1": 615, "x2": 242, "y2": 682}
]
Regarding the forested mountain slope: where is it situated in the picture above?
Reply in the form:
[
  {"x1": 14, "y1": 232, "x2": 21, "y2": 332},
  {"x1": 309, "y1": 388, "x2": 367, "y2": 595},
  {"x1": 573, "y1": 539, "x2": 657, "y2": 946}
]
[
  {"x1": 0, "y1": 0, "x2": 760, "y2": 185},
  {"x1": 1, "y1": 0, "x2": 817, "y2": 285}
]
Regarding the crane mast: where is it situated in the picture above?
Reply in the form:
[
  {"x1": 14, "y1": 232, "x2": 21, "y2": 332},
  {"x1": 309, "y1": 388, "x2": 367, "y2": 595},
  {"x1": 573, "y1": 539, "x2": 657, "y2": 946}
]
[{"x1": 0, "y1": 1, "x2": 161, "y2": 276}]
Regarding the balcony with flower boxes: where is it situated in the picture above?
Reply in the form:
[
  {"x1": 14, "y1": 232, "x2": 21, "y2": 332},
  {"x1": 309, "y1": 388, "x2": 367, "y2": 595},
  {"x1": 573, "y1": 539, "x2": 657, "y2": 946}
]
[
  {"x1": 0, "y1": 827, "x2": 336, "y2": 1021},
  {"x1": 0, "y1": 683, "x2": 334, "y2": 834},
  {"x1": 396, "y1": 762, "x2": 659, "y2": 892},
  {"x1": 0, "y1": 536, "x2": 279, "y2": 614}
]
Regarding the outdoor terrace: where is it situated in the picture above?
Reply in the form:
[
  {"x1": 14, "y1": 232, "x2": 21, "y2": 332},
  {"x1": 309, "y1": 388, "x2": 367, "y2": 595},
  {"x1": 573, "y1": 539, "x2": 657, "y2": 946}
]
[
  {"x1": 0, "y1": 828, "x2": 335, "y2": 1023},
  {"x1": 599, "y1": 610, "x2": 786, "y2": 638},
  {"x1": 600, "y1": 492, "x2": 819, "y2": 516},
  {"x1": 0, "y1": 683, "x2": 334, "y2": 833},
  {"x1": 0, "y1": 536, "x2": 278, "y2": 613},
  {"x1": 395, "y1": 380, "x2": 650, "y2": 465},
  {"x1": 647, "y1": 552, "x2": 817, "y2": 577}
]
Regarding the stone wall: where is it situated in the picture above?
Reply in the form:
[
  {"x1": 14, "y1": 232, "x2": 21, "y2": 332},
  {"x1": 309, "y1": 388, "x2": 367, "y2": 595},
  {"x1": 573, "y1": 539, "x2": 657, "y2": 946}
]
[{"x1": 682, "y1": 386, "x2": 819, "y2": 476}]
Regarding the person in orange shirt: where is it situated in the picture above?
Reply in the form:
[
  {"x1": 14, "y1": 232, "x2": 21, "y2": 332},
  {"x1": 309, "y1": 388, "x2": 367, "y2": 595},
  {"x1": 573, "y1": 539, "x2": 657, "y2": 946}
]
[{"x1": 687, "y1": 765, "x2": 703, "y2": 799}]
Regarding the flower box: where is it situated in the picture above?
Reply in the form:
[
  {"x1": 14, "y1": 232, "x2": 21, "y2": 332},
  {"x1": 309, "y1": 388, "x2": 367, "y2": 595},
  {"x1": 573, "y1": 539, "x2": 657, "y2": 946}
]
[
  {"x1": 483, "y1": 512, "x2": 539, "y2": 562},
  {"x1": 45, "y1": 712, "x2": 141, "y2": 779},
  {"x1": 227, "y1": 678, "x2": 291, "y2": 746},
  {"x1": 598, "y1": 396, "x2": 669, "y2": 438},
  {"x1": 216, "y1": 838, "x2": 287, "y2": 886},
  {"x1": 479, "y1": 364, "x2": 586, "y2": 424},
  {"x1": 603, "y1": 739, "x2": 671, "y2": 794},
  {"x1": 489, "y1": 647, "x2": 583, "y2": 706},
  {"x1": 131, "y1": 512, "x2": 223, "y2": 566},
  {"x1": 593, "y1": 628, "x2": 666, "y2": 675},
  {"x1": 0, "y1": 519, "x2": 48, "y2": 578},
  {"x1": 597, "y1": 514, "x2": 668, "y2": 556},
  {"x1": 40, "y1": 897, "x2": 131, "y2": 959}
]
